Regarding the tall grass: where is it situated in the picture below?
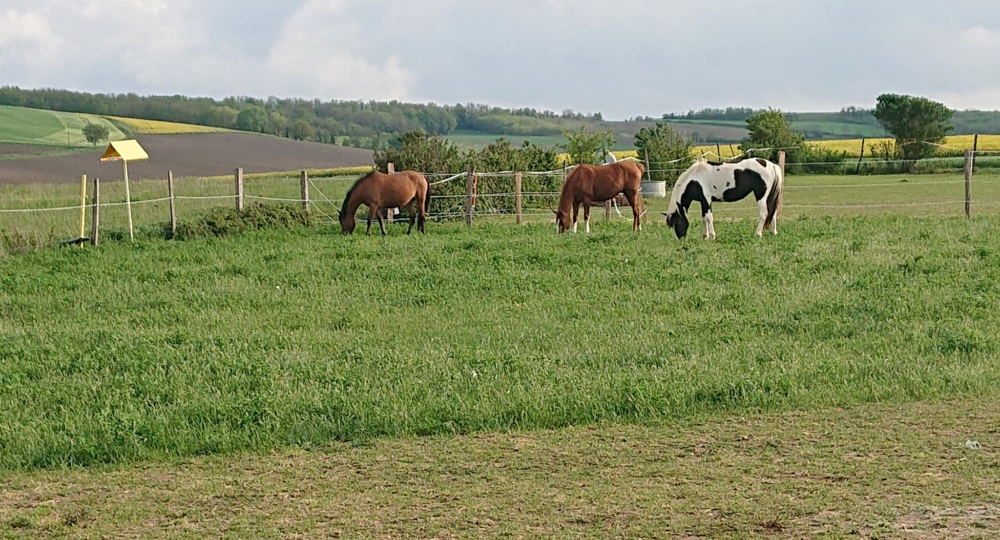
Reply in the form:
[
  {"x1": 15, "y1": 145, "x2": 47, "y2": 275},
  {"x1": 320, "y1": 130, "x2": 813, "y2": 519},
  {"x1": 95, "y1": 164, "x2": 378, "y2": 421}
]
[{"x1": 1, "y1": 216, "x2": 1000, "y2": 471}]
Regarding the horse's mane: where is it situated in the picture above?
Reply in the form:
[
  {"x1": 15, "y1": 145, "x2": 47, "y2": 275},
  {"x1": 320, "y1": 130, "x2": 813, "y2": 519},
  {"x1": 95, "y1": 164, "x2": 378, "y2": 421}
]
[
  {"x1": 667, "y1": 160, "x2": 710, "y2": 213},
  {"x1": 340, "y1": 170, "x2": 378, "y2": 217}
]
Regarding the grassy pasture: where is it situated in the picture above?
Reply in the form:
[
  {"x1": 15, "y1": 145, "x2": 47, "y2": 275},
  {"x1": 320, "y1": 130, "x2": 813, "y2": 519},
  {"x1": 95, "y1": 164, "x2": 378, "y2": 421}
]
[
  {"x1": 2, "y1": 213, "x2": 1000, "y2": 473},
  {"x1": 0, "y1": 106, "x2": 127, "y2": 149}
]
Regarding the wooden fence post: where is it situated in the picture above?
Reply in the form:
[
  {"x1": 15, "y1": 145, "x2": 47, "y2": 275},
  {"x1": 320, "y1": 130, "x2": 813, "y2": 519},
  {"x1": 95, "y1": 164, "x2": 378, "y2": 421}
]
[
  {"x1": 965, "y1": 149, "x2": 973, "y2": 218},
  {"x1": 167, "y1": 171, "x2": 177, "y2": 236},
  {"x1": 78, "y1": 174, "x2": 87, "y2": 245},
  {"x1": 91, "y1": 177, "x2": 100, "y2": 246},
  {"x1": 514, "y1": 172, "x2": 523, "y2": 224},
  {"x1": 300, "y1": 170, "x2": 310, "y2": 212},
  {"x1": 973, "y1": 134, "x2": 979, "y2": 174},
  {"x1": 855, "y1": 138, "x2": 866, "y2": 175},
  {"x1": 235, "y1": 167, "x2": 244, "y2": 211},
  {"x1": 465, "y1": 165, "x2": 475, "y2": 226},
  {"x1": 777, "y1": 151, "x2": 786, "y2": 220},
  {"x1": 386, "y1": 162, "x2": 396, "y2": 222}
]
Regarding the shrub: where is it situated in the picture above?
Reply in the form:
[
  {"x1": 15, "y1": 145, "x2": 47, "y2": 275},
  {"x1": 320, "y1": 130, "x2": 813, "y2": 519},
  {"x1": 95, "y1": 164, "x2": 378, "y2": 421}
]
[
  {"x1": 465, "y1": 139, "x2": 562, "y2": 214},
  {"x1": 634, "y1": 122, "x2": 694, "y2": 186},
  {"x1": 174, "y1": 203, "x2": 314, "y2": 240}
]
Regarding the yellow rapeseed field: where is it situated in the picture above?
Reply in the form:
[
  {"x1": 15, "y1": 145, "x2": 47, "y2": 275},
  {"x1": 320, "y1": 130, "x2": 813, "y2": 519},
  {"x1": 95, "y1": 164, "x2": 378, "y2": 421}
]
[
  {"x1": 693, "y1": 135, "x2": 1000, "y2": 158},
  {"x1": 108, "y1": 116, "x2": 230, "y2": 135}
]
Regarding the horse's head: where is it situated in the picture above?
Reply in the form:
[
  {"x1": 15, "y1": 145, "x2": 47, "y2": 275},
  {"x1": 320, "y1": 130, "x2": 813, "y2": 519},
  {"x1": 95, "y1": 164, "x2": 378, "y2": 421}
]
[
  {"x1": 662, "y1": 209, "x2": 689, "y2": 239},
  {"x1": 553, "y1": 209, "x2": 572, "y2": 233},
  {"x1": 339, "y1": 210, "x2": 356, "y2": 235}
]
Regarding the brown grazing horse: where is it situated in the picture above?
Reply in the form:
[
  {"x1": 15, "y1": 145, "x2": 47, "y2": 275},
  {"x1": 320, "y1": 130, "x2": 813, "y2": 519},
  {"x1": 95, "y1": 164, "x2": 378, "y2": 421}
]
[
  {"x1": 555, "y1": 161, "x2": 645, "y2": 233},
  {"x1": 339, "y1": 170, "x2": 430, "y2": 235}
]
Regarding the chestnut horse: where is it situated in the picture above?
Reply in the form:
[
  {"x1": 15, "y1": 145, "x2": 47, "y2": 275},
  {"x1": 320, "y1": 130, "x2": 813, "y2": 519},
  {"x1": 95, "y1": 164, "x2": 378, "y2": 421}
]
[
  {"x1": 555, "y1": 161, "x2": 645, "y2": 233},
  {"x1": 339, "y1": 170, "x2": 430, "y2": 235}
]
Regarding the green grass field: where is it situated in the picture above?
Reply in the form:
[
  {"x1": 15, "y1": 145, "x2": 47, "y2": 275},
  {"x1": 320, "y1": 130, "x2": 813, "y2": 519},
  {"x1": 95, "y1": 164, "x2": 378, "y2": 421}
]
[
  {"x1": 2, "y1": 212, "x2": 1000, "y2": 473},
  {"x1": 4, "y1": 170, "x2": 1000, "y2": 536},
  {"x1": 0, "y1": 106, "x2": 129, "y2": 149}
]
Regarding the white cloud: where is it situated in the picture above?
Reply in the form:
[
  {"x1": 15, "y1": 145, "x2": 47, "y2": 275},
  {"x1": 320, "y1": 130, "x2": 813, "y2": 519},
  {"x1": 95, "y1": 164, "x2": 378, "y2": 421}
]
[
  {"x1": 960, "y1": 27, "x2": 1000, "y2": 49},
  {"x1": 261, "y1": 0, "x2": 414, "y2": 100},
  {"x1": 2, "y1": 1, "x2": 1000, "y2": 114},
  {"x1": 0, "y1": 8, "x2": 62, "y2": 67}
]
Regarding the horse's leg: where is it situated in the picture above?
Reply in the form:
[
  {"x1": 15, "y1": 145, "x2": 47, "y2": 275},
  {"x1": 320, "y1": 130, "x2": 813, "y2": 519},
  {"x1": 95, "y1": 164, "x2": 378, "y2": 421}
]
[
  {"x1": 624, "y1": 190, "x2": 640, "y2": 231},
  {"x1": 371, "y1": 204, "x2": 387, "y2": 236},
  {"x1": 418, "y1": 194, "x2": 427, "y2": 234},
  {"x1": 637, "y1": 194, "x2": 643, "y2": 231},
  {"x1": 755, "y1": 198, "x2": 768, "y2": 238},
  {"x1": 755, "y1": 198, "x2": 767, "y2": 238},
  {"x1": 405, "y1": 201, "x2": 416, "y2": 235},
  {"x1": 583, "y1": 201, "x2": 592, "y2": 233},
  {"x1": 702, "y1": 209, "x2": 711, "y2": 239},
  {"x1": 769, "y1": 209, "x2": 778, "y2": 235},
  {"x1": 572, "y1": 202, "x2": 580, "y2": 234},
  {"x1": 366, "y1": 206, "x2": 374, "y2": 235}
]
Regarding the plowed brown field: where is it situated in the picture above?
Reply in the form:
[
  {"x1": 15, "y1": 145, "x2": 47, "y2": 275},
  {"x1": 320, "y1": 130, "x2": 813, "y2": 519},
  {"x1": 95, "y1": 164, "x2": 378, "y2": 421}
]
[{"x1": 0, "y1": 132, "x2": 374, "y2": 185}]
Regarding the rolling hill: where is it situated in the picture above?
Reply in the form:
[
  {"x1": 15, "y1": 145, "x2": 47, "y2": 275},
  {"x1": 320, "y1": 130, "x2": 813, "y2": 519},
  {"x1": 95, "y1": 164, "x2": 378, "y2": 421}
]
[{"x1": 0, "y1": 106, "x2": 373, "y2": 184}]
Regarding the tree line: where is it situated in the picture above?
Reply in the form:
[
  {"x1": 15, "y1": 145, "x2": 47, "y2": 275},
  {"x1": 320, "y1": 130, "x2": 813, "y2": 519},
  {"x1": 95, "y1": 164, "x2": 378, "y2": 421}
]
[
  {"x1": 380, "y1": 92, "x2": 960, "y2": 211},
  {"x1": 0, "y1": 86, "x2": 610, "y2": 149}
]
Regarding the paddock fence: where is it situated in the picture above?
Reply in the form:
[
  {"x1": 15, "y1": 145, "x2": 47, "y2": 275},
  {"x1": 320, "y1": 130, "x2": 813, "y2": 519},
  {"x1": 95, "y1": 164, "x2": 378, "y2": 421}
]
[{"x1": 2, "y1": 149, "x2": 1000, "y2": 251}]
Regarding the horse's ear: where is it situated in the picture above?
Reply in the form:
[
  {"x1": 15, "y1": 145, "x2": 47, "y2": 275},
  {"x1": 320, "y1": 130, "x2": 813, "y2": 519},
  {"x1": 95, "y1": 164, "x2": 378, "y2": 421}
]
[
  {"x1": 552, "y1": 210, "x2": 558, "y2": 215},
  {"x1": 660, "y1": 212, "x2": 669, "y2": 216}
]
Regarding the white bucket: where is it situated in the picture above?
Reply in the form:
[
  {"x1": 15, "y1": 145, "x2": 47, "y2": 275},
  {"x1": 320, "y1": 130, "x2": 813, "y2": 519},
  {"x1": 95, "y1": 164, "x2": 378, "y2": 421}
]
[{"x1": 640, "y1": 181, "x2": 667, "y2": 198}]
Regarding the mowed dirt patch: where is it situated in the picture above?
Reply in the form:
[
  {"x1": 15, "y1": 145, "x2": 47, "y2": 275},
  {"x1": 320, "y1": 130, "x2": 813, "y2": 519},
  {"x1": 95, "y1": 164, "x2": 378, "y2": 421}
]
[
  {"x1": 2, "y1": 398, "x2": 997, "y2": 539},
  {"x1": 0, "y1": 133, "x2": 374, "y2": 185}
]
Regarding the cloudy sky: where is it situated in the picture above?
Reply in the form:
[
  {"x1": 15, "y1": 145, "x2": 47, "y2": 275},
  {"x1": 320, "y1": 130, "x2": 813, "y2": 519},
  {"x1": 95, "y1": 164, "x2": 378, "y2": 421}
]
[{"x1": 1, "y1": 0, "x2": 999, "y2": 119}]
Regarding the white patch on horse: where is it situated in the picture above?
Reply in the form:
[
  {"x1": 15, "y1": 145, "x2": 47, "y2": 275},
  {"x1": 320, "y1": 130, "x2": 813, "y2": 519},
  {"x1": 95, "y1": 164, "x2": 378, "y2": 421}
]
[{"x1": 664, "y1": 158, "x2": 784, "y2": 239}]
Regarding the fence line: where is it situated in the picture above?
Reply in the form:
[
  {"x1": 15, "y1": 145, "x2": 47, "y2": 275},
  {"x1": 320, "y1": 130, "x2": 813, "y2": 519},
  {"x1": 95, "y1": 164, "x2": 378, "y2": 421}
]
[{"x1": 3, "y1": 151, "x2": 995, "y2": 242}]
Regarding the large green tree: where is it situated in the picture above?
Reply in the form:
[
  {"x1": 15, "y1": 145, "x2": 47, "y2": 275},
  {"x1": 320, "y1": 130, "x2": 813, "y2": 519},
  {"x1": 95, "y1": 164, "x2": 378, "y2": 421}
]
[
  {"x1": 374, "y1": 130, "x2": 464, "y2": 174},
  {"x1": 81, "y1": 122, "x2": 110, "y2": 147},
  {"x1": 740, "y1": 109, "x2": 805, "y2": 163},
  {"x1": 558, "y1": 126, "x2": 615, "y2": 166},
  {"x1": 236, "y1": 106, "x2": 268, "y2": 133},
  {"x1": 633, "y1": 122, "x2": 693, "y2": 186},
  {"x1": 873, "y1": 93, "x2": 953, "y2": 164}
]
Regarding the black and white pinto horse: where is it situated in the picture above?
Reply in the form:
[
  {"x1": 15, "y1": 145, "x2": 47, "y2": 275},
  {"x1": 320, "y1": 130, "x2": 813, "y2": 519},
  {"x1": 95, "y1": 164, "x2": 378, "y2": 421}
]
[{"x1": 662, "y1": 158, "x2": 784, "y2": 239}]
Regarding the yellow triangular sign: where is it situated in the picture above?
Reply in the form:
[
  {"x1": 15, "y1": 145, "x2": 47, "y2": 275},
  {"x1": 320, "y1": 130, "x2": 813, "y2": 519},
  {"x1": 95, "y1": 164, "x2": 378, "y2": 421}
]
[{"x1": 100, "y1": 139, "x2": 149, "y2": 162}]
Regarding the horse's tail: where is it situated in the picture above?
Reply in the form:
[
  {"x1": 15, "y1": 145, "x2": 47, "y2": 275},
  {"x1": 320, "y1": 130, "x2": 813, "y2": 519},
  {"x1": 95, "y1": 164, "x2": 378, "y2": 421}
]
[
  {"x1": 763, "y1": 161, "x2": 784, "y2": 229},
  {"x1": 423, "y1": 176, "x2": 432, "y2": 215}
]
